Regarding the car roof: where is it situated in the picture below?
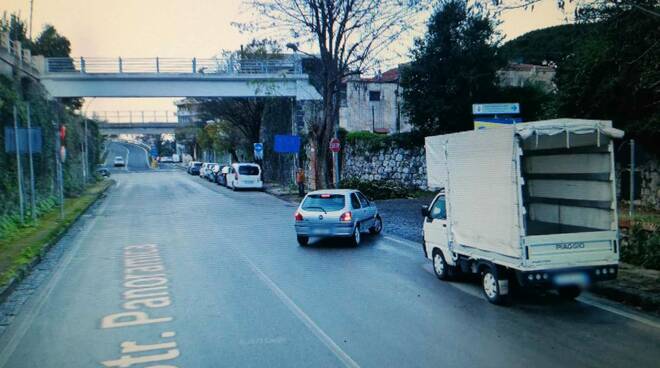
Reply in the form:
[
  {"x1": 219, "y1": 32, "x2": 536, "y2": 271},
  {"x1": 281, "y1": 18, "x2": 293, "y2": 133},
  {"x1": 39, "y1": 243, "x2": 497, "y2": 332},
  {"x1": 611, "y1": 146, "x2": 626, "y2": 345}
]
[{"x1": 307, "y1": 189, "x2": 357, "y2": 196}]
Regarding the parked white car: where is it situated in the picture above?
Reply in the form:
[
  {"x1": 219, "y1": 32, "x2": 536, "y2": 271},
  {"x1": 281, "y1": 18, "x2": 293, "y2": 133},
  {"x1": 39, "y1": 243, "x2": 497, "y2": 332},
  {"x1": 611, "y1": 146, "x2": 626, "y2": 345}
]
[
  {"x1": 113, "y1": 156, "x2": 125, "y2": 167},
  {"x1": 199, "y1": 163, "x2": 211, "y2": 178},
  {"x1": 226, "y1": 163, "x2": 263, "y2": 190}
]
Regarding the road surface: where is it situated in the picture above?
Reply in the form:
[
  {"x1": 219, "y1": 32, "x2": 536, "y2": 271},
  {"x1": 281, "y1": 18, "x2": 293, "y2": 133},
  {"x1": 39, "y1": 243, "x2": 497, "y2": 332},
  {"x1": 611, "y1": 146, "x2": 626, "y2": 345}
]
[
  {"x1": 0, "y1": 170, "x2": 658, "y2": 367},
  {"x1": 104, "y1": 141, "x2": 151, "y2": 172}
]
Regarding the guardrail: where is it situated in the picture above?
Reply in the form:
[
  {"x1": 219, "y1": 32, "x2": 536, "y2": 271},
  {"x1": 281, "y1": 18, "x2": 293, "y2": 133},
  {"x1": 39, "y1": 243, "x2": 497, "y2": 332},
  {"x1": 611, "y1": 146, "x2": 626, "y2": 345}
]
[
  {"x1": 89, "y1": 110, "x2": 178, "y2": 123},
  {"x1": 1, "y1": 31, "x2": 38, "y2": 70},
  {"x1": 46, "y1": 56, "x2": 302, "y2": 75}
]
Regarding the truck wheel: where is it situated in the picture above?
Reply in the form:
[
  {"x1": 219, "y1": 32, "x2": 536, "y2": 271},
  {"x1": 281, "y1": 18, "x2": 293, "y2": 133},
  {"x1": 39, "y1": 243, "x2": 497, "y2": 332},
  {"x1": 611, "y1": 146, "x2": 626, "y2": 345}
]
[
  {"x1": 369, "y1": 216, "x2": 383, "y2": 235},
  {"x1": 481, "y1": 266, "x2": 508, "y2": 305},
  {"x1": 297, "y1": 235, "x2": 309, "y2": 246},
  {"x1": 558, "y1": 286, "x2": 582, "y2": 300},
  {"x1": 350, "y1": 224, "x2": 361, "y2": 247},
  {"x1": 432, "y1": 250, "x2": 453, "y2": 281}
]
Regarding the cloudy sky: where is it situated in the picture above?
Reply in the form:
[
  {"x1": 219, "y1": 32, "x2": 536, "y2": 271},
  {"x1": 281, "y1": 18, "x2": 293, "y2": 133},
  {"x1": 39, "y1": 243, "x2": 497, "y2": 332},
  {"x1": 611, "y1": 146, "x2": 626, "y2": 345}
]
[{"x1": 4, "y1": 0, "x2": 574, "y2": 115}]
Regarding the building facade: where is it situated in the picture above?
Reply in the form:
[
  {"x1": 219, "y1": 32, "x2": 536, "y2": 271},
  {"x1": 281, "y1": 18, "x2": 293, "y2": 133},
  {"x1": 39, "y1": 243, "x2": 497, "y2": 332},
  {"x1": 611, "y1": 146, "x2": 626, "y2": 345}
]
[
  {"x1": 339, "y1": 67, "x2": 411, "y2": 134},
  {"x1": 175, "y1": 98, "x2": 204, "y2": 124},
  {"x1": 497, "y1": 62, "x2": 556, "y2": 92}
]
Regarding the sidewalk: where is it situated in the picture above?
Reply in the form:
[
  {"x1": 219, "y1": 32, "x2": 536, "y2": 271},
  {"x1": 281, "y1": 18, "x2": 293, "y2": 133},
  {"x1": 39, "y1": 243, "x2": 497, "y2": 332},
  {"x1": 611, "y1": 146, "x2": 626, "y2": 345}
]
[{"x1": 264, "y1": 184, "x2": 660, "y2": 315}]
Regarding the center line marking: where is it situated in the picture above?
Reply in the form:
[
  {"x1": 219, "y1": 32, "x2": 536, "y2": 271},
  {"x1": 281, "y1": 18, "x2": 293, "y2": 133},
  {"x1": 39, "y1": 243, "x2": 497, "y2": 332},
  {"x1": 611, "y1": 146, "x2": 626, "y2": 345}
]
[{"x1": 241, "y1": 256, "x2": 360, "y2": 368}]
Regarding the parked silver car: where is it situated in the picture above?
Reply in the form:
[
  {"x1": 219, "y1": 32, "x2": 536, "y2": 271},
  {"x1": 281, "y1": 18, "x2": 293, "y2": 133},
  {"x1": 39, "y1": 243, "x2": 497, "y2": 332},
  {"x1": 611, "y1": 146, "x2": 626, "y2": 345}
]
[{"x1": 294, "y1": 189, "x2": 382, "y2": 246}]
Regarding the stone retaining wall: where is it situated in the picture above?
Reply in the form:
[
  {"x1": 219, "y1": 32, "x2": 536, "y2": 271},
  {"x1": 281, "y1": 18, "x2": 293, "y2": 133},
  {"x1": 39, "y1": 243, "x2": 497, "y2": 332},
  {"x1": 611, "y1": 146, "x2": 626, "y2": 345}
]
[{"x1": 341, "y1": 143, "x2": 427, "y2": 189}]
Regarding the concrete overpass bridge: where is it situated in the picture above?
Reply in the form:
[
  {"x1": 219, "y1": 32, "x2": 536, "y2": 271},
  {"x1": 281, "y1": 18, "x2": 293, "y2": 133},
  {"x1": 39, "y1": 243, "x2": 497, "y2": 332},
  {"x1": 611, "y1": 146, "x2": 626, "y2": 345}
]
[
  {"x1": 37, "y1": 56, "x2": 321, "y2": 100},
  {"x1": 90, "y1": 111, "x2": 203, "y2": 135}
]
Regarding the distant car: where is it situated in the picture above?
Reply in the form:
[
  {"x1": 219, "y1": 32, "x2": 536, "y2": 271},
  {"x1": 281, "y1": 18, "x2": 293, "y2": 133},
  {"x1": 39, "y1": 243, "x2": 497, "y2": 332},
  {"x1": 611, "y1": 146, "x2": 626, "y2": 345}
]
[
  {"x1": 226, "y1": 163, "x2": 263, "y2": 191},
  {"x1": 294, "y1": 189, "x2": 382, "y2": 246},
  {"x1": 96, "y1": 166, "x2": 111, "y2": 177},
  {"x1": 206, "y1": 163, "x2": 219, "y2": 181},
  {"x1": 187, "y1": 161, "x2": 202, "y2": 175},
  {"x1": 113, "y1": 156, "x2": 125, "y2": 167},
  {"x1": 159, "y1": 156, "x2": 173, "y2": 163},
  {"x1": 216, "y1": 165, "x2": 230, "y2": 186},
  {"x1": 199, "y1": 163, "x2": 210, "y2": 177}
]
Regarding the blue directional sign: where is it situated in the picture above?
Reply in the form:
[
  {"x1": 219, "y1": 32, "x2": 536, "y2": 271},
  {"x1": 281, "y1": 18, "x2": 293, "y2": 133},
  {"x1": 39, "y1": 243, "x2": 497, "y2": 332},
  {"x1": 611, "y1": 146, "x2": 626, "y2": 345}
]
[
  {"x1": 274, "y1": 135, "x2": 300, "y2": 153},
  {"x1": 253, "y1": 143, "x2": 263, "y2": 153},
  {"x1": 4, "y1": 127, "x2": 43, "y2": 153},
  {"x1": 150, "y1": 145, "x2": 158, "y2": 157},
  {"x1": 472, "y1": 103, "x2": 520, "y2": 115}
]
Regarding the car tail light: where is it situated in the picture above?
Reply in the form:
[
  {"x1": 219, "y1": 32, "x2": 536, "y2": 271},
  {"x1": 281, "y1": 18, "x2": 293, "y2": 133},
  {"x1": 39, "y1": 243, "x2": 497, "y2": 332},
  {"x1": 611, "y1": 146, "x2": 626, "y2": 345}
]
[
  {"x1": 295, "y1": 212, "x2": 303, "y2": 221},
  {"x1": 340, "y1": 211, "x2": 352, "y2": 222}
]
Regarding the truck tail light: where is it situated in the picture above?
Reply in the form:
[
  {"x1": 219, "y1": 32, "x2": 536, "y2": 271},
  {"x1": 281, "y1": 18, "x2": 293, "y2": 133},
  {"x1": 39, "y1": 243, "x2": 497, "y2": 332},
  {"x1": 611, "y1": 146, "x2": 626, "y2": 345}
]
[
  {"x1": 295, "y1": 212, "x2": 303, "y2": 221},
  {"x1": 340, "y1": 211, "x2": 352, "y2": 222}
]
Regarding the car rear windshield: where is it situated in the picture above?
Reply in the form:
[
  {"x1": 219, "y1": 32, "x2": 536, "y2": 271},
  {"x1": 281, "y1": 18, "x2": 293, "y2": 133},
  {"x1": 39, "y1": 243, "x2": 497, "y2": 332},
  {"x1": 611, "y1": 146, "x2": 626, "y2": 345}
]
[
  {"x1": 238, "y1": 166, "x2": 259, "y2": 175},
  {"x1": 302, "y1": 194, "x2": 345, "y2": 212},
  {"x1": 193, "y1": 163, "x2": 202, "y2": 167}
]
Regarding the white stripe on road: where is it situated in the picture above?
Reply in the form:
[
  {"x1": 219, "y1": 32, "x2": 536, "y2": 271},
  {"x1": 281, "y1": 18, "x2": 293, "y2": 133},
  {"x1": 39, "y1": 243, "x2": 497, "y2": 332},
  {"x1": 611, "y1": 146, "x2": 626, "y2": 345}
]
[
  {"x1": 123, "y1": 144, "x2": 130, "y2": 172},
  {"x1": 0, "y1": 194, "x2": 112, "y2": 367},
  {"x1": 577, "y1": 296, "x2": 660, "y2": 330},
  {"x1": 383, "y1": 235, "x2": 419, "y2": 251},
  {"x1": 240, "y1": 255, "x2": 361, "y2": 368}
]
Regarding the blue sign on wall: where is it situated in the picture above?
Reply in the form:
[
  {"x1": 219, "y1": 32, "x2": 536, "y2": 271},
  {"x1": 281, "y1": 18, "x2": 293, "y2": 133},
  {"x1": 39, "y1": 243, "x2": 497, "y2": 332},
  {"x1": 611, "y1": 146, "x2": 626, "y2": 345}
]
[
  {"x1": 4, "y1": 127, "x2": 43, "y2": 153},
  {"x1": 274, "y1": 135, "x2": 300, "y2": 153}
]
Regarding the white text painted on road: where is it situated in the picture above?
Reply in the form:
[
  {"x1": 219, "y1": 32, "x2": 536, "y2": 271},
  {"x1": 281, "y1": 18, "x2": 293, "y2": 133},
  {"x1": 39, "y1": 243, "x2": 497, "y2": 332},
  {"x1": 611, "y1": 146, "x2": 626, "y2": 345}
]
[{"x1": 101, "y1": 244, "x2": 180, "y2": 367}]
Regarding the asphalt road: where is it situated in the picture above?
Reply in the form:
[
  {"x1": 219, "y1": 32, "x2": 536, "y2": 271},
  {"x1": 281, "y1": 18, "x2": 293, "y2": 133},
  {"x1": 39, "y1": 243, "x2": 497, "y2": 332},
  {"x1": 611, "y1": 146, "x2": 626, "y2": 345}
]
[
  {"x1": 104, "y1": 141, "x2": 151, "y2": 172},
  {"x1": 0, "y1": 170, "x2": 658, "y2": 367}
]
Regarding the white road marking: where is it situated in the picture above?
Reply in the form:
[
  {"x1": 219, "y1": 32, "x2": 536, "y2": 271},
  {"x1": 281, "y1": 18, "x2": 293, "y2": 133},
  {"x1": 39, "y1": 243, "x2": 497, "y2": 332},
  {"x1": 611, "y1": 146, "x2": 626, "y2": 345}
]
[
  {"x1": 383, "y1": 235, "x2": 420, "y2": 251},
  {"x1": 241, "y1": 256, "x2": 360, "y2": 368},
  {"x1": 577, "y1": 296, "x2": 660, "y2": 330},
  {"x1": 123, "y1": 144, "x2": 130, "y2": 172},
  {"x1": 0, "y1": 194, "x2": 112, "y2": 367}
]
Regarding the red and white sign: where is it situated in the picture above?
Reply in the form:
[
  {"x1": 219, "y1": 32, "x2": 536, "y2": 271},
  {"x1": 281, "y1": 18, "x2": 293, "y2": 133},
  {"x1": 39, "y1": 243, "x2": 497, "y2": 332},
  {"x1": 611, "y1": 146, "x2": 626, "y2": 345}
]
[{"x1": 329, "y1": 138, "x2": 341, "y2": 153}]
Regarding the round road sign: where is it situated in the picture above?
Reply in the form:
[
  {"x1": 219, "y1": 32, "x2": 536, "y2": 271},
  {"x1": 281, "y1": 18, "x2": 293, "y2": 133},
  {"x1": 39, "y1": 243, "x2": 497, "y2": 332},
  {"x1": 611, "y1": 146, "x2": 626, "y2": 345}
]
[{"x1": 329, "y1": 138, "x2": 341, "y2": 153}]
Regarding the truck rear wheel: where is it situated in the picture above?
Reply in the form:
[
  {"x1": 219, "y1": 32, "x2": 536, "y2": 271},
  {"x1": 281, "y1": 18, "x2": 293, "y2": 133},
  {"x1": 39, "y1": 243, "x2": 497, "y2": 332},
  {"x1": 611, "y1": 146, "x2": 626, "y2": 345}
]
[{"x1": 481, "y1": 266, "x2": 508, "y2": 305}]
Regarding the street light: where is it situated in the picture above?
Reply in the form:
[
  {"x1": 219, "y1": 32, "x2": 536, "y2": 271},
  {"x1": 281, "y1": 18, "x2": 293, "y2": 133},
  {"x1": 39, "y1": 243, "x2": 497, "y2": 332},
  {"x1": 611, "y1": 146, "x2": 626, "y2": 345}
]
[{"x1": 286, "y1": 42, "x2": 341, "y2": 189}]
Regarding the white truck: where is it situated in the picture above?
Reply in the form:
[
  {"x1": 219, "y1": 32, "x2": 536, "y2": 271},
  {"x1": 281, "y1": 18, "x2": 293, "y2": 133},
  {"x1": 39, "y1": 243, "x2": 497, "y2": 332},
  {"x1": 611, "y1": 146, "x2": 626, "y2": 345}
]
[{"x1": 422, "y1": 119, "x2": 624, "y2": 304}]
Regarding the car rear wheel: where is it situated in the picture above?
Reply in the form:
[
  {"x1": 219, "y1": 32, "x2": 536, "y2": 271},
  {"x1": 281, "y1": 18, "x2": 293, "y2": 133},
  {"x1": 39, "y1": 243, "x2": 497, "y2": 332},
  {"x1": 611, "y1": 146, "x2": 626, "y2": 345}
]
[
  {"x1": 369, "y1": 216, "x2": 383, "y2": 235},
  {"x1": 297, "y1": 235, "x2": 309, "y2": 246},
  {"x1": 350, "y1": 224, "x2": 361, "y2": 247}
]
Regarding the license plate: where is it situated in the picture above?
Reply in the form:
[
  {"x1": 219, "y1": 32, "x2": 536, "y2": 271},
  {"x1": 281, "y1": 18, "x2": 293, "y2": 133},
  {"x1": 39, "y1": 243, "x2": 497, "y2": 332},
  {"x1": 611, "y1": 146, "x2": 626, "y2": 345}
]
[
  {"x1": 315, "y1": 229, "x2": 331, "y2": 235},
  {"x1": 555, "y1": 272, "x2": 588, "y2": 286},
  {"x1": 244, "y1": 180, "x2": 253, "y2": 184}
]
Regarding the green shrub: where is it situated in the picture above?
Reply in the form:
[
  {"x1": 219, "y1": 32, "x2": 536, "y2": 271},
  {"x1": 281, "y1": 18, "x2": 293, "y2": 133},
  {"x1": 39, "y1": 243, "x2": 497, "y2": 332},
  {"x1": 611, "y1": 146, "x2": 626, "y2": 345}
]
[
  {"x1": 345, "y1": 131, "x2": 425, "y2": 152},
  {"x1": 621, "y1": 225, "x2": 660, "y2": 270},
  {"x1": 340, "y1": 177, "x2": 412, "y2": 200}
]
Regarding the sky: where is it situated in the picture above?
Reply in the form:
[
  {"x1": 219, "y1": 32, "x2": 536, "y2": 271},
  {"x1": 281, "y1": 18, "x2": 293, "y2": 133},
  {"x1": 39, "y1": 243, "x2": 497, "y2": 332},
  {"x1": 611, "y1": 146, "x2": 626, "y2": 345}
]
[{"x1": 4, "y1": 0, "x2": 575, "y2": 115}]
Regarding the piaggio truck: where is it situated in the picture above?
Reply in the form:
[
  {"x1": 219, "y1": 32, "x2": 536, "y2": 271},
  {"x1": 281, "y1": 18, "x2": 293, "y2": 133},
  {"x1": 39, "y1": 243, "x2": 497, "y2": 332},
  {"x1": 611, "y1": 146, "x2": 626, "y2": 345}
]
[{"x1": 421, "y1": 119, "x2": 624, "y2": 304}]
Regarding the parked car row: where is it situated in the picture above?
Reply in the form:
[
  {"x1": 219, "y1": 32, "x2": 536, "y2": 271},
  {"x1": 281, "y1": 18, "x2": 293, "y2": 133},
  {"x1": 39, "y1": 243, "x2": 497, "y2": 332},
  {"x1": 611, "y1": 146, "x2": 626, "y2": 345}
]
[{"x1": 186, "y1": 161, "x2": 264, "y2": 191}]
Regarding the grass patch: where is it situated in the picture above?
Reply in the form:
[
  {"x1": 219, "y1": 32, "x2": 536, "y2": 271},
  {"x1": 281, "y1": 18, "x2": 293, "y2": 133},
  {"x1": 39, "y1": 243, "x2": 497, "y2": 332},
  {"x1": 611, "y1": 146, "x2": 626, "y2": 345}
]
[{"x1": 0, "y1": 180, "x2": 113, "y2": 288}]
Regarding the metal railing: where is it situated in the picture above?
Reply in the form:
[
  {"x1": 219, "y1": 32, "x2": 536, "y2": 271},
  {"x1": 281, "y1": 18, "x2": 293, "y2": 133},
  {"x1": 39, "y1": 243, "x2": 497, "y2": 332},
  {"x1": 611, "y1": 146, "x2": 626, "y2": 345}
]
[
  {"x1": 1, "y1": 31, "x2": 38, "y2": 69},
  {"x1": 46, "y1": 56, "x2": 302, "y2": 75},
  {"x1": 89, "y1": 110, "x2": 178, "y2": 124}
]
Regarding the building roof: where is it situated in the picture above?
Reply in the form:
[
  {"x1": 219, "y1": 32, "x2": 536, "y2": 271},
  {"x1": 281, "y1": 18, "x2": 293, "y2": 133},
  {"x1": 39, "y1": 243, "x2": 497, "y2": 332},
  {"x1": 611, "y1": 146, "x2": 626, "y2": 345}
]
[
  {"x1": 359, "y1": 67, "x2": 400, "y2": 83},
  {"x1": 502, "y1": 63, "x2": 556, "y2": 72}
]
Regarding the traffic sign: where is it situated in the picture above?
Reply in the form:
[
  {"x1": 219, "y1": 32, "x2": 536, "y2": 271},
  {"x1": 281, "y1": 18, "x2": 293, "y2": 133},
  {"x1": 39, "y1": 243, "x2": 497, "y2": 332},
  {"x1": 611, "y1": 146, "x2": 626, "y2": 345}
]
[
  {"x1": 329, "y1": 138, "x2": 341, "y2": 153},
  {"x1": 253, "y1": 143, "x2": 263, "y2": 152},
  {"x1": 274, "y1": 135, "x2": 300, "y2": 153},
  {"x1": 472, "y1": 103, "x2": 520, "y2": 115}
]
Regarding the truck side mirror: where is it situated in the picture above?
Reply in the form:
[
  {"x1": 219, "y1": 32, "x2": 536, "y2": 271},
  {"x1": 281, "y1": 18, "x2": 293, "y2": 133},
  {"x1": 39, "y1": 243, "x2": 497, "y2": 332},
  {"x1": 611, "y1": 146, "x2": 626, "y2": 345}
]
[{"x1": 421, "y1": 205, "x2": 429, "y2": 217}]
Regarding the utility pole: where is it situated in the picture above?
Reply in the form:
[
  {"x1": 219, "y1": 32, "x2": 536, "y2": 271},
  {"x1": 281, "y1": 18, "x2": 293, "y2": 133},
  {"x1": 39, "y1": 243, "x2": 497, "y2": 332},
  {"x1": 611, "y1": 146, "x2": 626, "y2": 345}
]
[
  {"x1": 26, "y1": 104, "x2": 37, "y2": 222},
  {"x1": 28, "y1": 0, "x2": 34, "y2": 40},
  {"x1": 84, "y1": 118, "x2": 89, "y2": 184},
  {"x1": 53, "y1": 120, "x2": 64, "y2": 219},
  {"x1": 13, "y1": 106, "x2": 25, "y2": 224},
  {"x1": 629, "y1": 139, "x2": 635, "y2": 219}
]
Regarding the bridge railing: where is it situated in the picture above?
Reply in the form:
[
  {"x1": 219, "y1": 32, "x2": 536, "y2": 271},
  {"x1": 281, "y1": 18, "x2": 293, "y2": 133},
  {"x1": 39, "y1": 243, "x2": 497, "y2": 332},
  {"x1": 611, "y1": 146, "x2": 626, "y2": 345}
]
[
  {"x1": 46, "y1": 57, "x2": 302, "y2": 75},
  {"x1": 89, "y1": 110, "x2": 178, "y2": 124}
]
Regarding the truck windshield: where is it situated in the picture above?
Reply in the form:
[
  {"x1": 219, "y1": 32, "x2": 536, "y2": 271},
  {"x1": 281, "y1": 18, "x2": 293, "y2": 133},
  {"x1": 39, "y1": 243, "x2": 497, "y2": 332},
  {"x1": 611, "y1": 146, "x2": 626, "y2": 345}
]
[{"x1": 302, "y1": 195, "x2": 345, "y2": 212}]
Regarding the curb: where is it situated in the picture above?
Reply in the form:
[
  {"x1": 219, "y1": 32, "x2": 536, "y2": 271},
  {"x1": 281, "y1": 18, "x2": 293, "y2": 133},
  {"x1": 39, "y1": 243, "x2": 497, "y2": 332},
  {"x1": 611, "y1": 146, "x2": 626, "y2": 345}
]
[
  {"x1": 0, "y1": 180, "x2": 114, "y2": 304},
  {"x1": 591, "y1": 284, "x2": 660, "y2": 315}
]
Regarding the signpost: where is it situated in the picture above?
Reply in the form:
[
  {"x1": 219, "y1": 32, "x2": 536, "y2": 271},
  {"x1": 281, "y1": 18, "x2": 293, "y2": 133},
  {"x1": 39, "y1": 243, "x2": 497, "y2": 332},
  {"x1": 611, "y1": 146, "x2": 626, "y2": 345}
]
[
  {"x1": 329, "y1": 137, "x2": 341, "y2": 153},
  {"x1": 472, "y1": 103, "x2": 520, "y2": 115},
  {"x1": 472, "y1": 103, "x2": 521, "y2": 130},
  {"x1": 253, "y1": 142, "x2": 264, "y2": 160}
]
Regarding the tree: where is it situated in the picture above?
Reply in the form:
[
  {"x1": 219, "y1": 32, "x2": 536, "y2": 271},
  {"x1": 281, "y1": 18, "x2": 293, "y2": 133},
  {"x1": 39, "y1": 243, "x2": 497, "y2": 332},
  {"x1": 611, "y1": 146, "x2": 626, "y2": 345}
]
[
  {"x1": 555, "y1": 0, "x2": 659, "y2": 153},
  {"x1": 242, "y1": 0, "x2": 430, "y2": 188},
  {"x1": 32, "y1": 25, "x2": 71, "y2": 57},
  {"x1": 401, "y1": 0, "x2": 501, "y2": 135}
]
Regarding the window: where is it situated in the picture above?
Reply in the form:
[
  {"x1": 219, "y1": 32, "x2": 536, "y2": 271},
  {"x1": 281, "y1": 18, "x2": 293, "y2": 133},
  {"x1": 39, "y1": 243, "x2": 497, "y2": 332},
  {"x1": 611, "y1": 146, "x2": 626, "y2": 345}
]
[
  {"x1": 350, "y1": 193, "x2": 362, "y2": 209},
  {"x1": 357, "y1": 192, "x2": 370, "y2": 207},
  {"x1": 238, "y1": 165, "x2": 260, "y2": 175},
  {"x1": 369, "y1": 91, "x2": 381, "y2": 101},
  {"x1": 430, "y1": 196, "x2": 446, "y2": 220},
  {"x1": 302, "y1": 195, "x2": 345, "y2": 212}
]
